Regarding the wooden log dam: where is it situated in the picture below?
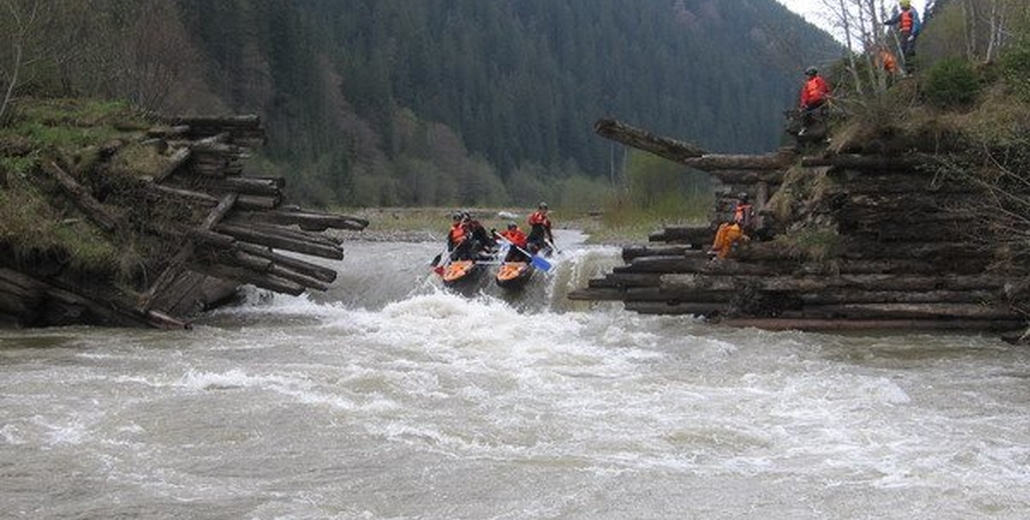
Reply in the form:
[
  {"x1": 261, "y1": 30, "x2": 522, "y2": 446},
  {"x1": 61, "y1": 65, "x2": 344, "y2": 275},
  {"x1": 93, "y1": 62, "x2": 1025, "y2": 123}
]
[
  {"x1": 569, "y1": 119, "x2": 1029, "y2": 332},
  {"x1": 0, "y1": 114, "x2": 367, "y2": 329}
]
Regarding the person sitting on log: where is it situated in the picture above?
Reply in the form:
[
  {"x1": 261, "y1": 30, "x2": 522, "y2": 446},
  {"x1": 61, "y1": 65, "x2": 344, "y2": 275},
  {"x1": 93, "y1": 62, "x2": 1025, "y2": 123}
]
[
  {"x1": 798, "y1": 66, "x2": 831, "y2": 137},
  {"x1": 733, "y1": 192, "x2": 755, "y2": 233},
  {"x1": 497, "y1": 221, "x2": 530, "y2": 262},
  {"x1": 708, "y1": 218, "x2": 750, "y2": 260},
  {"x1": 527, "y1": 202, "x2": 555, "y2": 254}
]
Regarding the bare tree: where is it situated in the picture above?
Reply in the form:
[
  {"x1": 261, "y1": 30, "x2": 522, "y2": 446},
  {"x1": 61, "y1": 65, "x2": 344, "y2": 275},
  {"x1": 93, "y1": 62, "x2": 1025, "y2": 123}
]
[{"x1": 0, "y1": 0, "x2": 41, "y2": 124}]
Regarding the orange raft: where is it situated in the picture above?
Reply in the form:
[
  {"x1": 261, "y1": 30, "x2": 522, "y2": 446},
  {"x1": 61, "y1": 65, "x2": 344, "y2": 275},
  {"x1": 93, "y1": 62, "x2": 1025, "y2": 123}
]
[
  {"x1": 495, "y1": 261, "x2": 534, "y2": 289},
  {"x1": 440, "y1": 260, "x2": 481, "y2": 285}
]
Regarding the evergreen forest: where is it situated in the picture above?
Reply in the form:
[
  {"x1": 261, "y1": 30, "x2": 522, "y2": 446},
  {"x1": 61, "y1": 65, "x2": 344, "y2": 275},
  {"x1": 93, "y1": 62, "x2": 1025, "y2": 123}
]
[{"x1": 1, "y1": 0, "x2": 840, "y2": 209}]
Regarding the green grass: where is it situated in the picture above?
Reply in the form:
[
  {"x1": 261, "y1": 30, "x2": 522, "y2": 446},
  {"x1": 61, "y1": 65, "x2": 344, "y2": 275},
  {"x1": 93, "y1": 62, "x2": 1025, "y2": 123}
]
[{"x1": 0, "y1": 98, "x2": 152, "y2": 281}]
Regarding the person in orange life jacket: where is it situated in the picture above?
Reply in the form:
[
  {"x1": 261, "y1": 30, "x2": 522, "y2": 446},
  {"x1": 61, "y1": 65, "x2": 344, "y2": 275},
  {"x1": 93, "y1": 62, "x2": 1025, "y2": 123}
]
[
  {"x1": 884, "y1": 0, "x2": 921, "y2": 71},
  {"x1": 798, "y1": 66, "x2": 831, "y2": 135},
  {"x1": 461, "y1": 210, "x2": 498, "y2": 258},
  {"x1": 708, "y1": 193, "x2": 752, "y2": 259},
  {"x1": 708, "y1": 219, "x2": 749, "y2": 260},
  {"x1": 447, "y1": 211, "x2": 473, "y2": 261},
  {"x1": 497, "y1": 222, "x2": 530, "y2": 262},
  {"x1": 526, "y1": 202, "x2": 554, "y2": 254},
  {"x1": 732, "y1": 192, "x2": 755, "y2": 232}
]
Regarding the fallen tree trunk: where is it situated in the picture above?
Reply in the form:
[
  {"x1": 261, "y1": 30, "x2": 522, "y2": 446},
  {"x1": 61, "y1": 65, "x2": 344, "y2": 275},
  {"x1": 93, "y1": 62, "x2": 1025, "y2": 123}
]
[
  {"x1": 42, "y1": 162, "x2": 119, "y2": 231},
  {"x1": 594, "y1": 118, "x2": 707, "y2": 162}
]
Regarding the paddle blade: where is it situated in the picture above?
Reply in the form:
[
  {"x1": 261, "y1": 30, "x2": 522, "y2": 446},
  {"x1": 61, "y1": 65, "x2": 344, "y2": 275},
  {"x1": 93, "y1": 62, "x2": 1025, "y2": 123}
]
[
  {"x1": 530, "y1": 255, "x2": 552, "y2": 272},
  {"x1": 433, "y1": 266, "x2": 445, "y2": 276}
]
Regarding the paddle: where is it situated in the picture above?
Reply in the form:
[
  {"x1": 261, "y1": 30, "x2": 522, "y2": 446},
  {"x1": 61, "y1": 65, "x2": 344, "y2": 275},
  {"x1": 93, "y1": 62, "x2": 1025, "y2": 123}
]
[
  {"x1": 493, "y1": 232, "x2": 552, "y2": 272},
  {"x1": 545, "y1": 237, "x2": 561, "y2": 255},
  {"x1": 430, "y1": 245, "x2": 450, "y2": 276}
]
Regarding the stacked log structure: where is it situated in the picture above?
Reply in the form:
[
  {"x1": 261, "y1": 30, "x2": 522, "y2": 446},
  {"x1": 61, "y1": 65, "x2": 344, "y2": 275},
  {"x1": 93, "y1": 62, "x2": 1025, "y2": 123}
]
[
  {"x1": 569, "y1": 119, "x2": 1027, "y2": 332},
  {"x1": 0, "y1": 115, "x2": 368, "y2": 329}
]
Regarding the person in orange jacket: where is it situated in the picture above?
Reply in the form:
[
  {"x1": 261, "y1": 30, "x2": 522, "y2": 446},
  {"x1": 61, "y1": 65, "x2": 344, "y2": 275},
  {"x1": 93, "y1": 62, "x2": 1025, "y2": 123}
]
[
  {"x1": 798, "y1": 66, "x2": 831, "y2": 136},
  {"x1": 708, "y1": 219, "x2": 749, "y2": 260},
  {"x1": 447, "y1": 211, "x2": 474, "y2": 261},
  {"x1": 526, "y1": 202, "x2": 554, "y2": 254},
  {"x1": 497, "y1": 222, "x2": 530, "y2": 262},
  {"x1": 884, "y1": 0, "x2": 921, "y2": 73}
]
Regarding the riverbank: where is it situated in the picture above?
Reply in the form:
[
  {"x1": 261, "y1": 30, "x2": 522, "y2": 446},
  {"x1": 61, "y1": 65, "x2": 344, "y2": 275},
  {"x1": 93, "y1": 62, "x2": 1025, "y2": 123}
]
[{"x1": 332, "y1": 207, "x2": 705, "y2": 246}]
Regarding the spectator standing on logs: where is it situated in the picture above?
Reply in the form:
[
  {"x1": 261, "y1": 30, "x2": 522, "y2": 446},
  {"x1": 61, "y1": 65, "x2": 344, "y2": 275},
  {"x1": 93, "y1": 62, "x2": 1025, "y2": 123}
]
[
  {"x1": 798, "y1": 66, "x2": 832, "y2": 137},
  {"x1": 884, "y1": 0, "x2": 922, "y2": 74}
]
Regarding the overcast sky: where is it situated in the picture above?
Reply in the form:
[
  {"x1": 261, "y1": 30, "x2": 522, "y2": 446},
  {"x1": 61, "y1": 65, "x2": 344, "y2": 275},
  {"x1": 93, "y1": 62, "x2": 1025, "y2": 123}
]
[
  {"x1": 776, "y1": 0, "x2": 929, "y2": 43},
  {"x1": 777, "y1": 0, "x2": 929, "y2": 25}
]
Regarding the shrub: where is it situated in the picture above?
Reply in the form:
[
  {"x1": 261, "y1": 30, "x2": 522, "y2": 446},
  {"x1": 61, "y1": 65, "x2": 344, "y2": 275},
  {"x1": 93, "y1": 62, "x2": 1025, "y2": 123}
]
[
  {"x1": 922, "y1": 57, "x2": 981, "y2": 108},
  {"x1": 1000, "y1": 39, "x2": 1030, "y2": 102}
]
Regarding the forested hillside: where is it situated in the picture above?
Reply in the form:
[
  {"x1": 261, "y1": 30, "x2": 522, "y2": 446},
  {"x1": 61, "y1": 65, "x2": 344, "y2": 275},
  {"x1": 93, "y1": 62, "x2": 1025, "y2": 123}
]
[{"x1": 2, "y1": 0, "x2": 839, "y2": 208}]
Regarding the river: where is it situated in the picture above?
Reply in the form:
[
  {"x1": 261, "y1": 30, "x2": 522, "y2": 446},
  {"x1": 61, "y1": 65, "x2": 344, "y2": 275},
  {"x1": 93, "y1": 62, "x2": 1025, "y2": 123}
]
[{"x1": 2, "y1": 231, "x2": 1029, "y2": 519}]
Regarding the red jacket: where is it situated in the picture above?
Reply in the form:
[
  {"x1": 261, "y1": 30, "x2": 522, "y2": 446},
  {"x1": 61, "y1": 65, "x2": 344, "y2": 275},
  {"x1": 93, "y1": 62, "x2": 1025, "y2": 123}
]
[
  {"x1": 800, "y1": 75, "x2": 831, "y2": 107},
  {"x1": 499, "y1": 228, "x2": 528, "y2": 248},
  {"x1": 528, "y1": 211, "x2": 551, "y2": 229}
]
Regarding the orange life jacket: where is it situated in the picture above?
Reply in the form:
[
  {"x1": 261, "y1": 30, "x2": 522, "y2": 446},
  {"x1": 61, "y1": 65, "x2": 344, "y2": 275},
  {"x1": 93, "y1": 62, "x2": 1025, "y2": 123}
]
[
  {"x1": 881, "y1": 49, "x2": 898, "y2": 73},
  {"x1": 449, "y1": 222, "x2": 466, "y2": 245},
  {"x1": 734, "y1": 203, "x2": 753, "y2": 226},
  {"x1": 900, "y1": 9, "x2": 914, "y2": 33},
  {"x1": 500, "y1": 229, "x2": 528, "y2": 248},
  {"x1": 800, "y1": 75, "x2": 830, "y2": 107},
  {"x1": 528, "y1": 211, "x2": 551, "y2": 228}
]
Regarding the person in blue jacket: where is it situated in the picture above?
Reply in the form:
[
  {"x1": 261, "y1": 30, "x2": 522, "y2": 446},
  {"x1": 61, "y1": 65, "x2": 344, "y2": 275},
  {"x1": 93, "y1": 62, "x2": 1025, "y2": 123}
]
[{"x1": 884, "y1": 0, "x2": 922, "y2": 73}]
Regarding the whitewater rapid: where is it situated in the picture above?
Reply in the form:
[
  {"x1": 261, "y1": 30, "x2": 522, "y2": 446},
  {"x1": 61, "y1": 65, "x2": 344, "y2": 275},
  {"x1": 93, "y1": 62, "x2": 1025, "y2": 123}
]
[{"x1": 1, "y1": 235, "x2": 1029, "y2": 519}]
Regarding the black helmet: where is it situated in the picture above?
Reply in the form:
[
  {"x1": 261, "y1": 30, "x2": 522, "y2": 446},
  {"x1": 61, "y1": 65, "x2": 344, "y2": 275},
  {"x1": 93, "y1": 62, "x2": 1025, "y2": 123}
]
[
  {"x1": 538, "y1": 202, "x2": 549, "y2": 209},
  {"x1": 737, "y1": 191, "x2": 749, "y2": 202},
  {"x1": 451, "y1": 211, "x2": 463, "y2": 221},
  {"x1": 805, "y1": 66, "x2": 818, "y2": 77},
  {"x1": 507, "y1": 221, "x2": 518, "y2": 230}
]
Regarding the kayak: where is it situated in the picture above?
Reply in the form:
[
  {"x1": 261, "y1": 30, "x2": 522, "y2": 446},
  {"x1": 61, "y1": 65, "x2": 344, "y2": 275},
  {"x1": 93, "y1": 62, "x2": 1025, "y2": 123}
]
[{"x1": 495, "y1": 261, "x2": 534, "y2": 289}]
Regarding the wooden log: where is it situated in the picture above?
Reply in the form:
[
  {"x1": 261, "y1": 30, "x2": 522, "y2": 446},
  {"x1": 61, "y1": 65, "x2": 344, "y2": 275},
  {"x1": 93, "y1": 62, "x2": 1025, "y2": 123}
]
[
  {"x1": 788, "y1": 303, "x2": 1019, "y2": 320},
  {"x1": 138, "y1": 193, "x2": 238, "y2": 311},
  {"x1": 42, "y1": 162, "x2": 119, "y2": 231},
  {"x1": 227, "y1": 210, "x2": 369, "y2": 231},
  {"x1": 798, "y1": 289, "x2": 998, "y2": 305},
  {"x1": 649, "y1": 226, "x2": 715, "y2": 245},
  {"x1": 152, "y1": 147, "x2": 191, "y2": 182},
  {"x1": 708, "y1": 169, "x2": 786, "y2": 185},
  {"x1": 622, "y1": 245, "x2": 691, "y2": 262},
  {"x1": 235, "y1": 194, "x2": 281, "y2": 210},
  {"x1": 145, "y1": 309, "x2": 191, "y2": 330},
  {"x1": 268, "y1": 265, "x2": 331, "y2": 292},
  {"x1": 615, "y1": 256, "x2": 798, "y2": 275},
  {"x1": 190, "y1": 262, "x2": 305, "y2": 296},
  {"x1": 801, "y1": 154, "x2": 925, "y2": 170},
  {"x1": 624, "y1": 301, "x2": 727, "y2": 315},
  {"x1": 214, "y1": 223, "x2": 343, "y2": 260},
  {"x1": 249, "y1": 222, "x2": 342, "y2": 247},
  {"x1": 793, "y1": 258, "x2": 990, "y2": 276},
  {"x1": 716, "y1": 317, "x2": 1024, "y2": 332},
  {"x1": 170, "y1": 115, "x2": 261, "y2": 128},
  {"x1": 660, "y1": 273, "x2": 1009, "y2": 292},
  {"x1": 681, "y1": 150, "x2": 794, "y2": 171},
  {"x1": 145, "y1": 183, "x2": 220, "y2": 205},
  {"x1": 594, "y1": 118, "x2": 707, "y2": 162},
  {"x1": 235, "y1": 242, "x2": 338, "y2": 283},
  {"x1": 215, "y1": 177, "x2": 284, "y2": 197},
  {"x1": 587, "y1": 272, "x2": 664, "y2": 288},
  {"x1": 567, "y1": 287, "x2": 627, "y2": 301}
]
